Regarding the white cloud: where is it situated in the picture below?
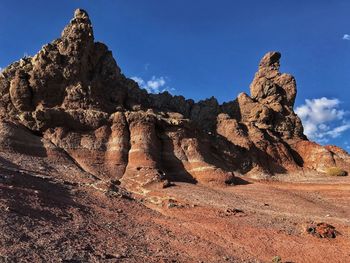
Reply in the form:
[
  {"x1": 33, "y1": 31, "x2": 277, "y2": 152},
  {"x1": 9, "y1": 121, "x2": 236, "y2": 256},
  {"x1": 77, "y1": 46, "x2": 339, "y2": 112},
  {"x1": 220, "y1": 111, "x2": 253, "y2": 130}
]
[
  {"x1": 324, "y1": 123, "x2": 350, "y2": 138},
  {"x1": 131, "y1": 76, "x2": 145, "y2": 86},
  {"x1": 343, "y1": 34, "x2": 350, "y2": 40},
  {"x1": 295, "y1": 97, "x2": 350, "y2": 143},
  {"x1": 147, "y1": 76, "x2": 166, "y2": 90},
  {"x1": 131, "y1": 75, "x2": 174, "y2": 94},
  {"x1": 345, "y1": 141, "x2": 350, "y2": 151}
]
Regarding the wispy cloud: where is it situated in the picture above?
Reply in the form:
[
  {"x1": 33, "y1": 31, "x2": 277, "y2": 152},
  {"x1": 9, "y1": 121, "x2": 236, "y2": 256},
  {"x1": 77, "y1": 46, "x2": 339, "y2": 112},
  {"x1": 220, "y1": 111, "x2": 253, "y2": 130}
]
[
  {"x1": 131, "y1": 75, "x2": 174, "y2": 94},
  {"x1": 295, "y1": 97, "x2": 350, "y2": 144},
  {"x1": 343, "y1": 34, "x2": 350, "y2": 40},
  {"x1": 345, "y1": 141, "x2": 350, "y2": 151}
]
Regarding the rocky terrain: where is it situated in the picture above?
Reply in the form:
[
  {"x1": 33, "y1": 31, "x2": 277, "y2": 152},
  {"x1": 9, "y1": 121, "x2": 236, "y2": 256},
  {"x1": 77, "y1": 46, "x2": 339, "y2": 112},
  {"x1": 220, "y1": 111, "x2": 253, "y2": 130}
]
[{"x1": 1, "y1": 9, "x2": 350, "y2": 263}]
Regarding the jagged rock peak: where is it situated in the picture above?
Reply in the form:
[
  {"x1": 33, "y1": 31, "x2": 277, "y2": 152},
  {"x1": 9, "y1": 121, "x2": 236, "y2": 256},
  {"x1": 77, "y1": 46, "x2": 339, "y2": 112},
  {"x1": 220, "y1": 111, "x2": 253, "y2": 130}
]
[
  {"x1": 0, "y1": 8, "x2": 125, "y2": 131},
  {"x1": 74, "y1": 8, "x2": 90, "y2": 19},
  {"x1": 61, "y1": 8, "x2": 94, "y2": 46},
  {"x1": 250, "y1": 51, "x2": 297, "y2": 108},
  {"x1": 259, "y1": 51, "x2": 281, "y2": 70}
]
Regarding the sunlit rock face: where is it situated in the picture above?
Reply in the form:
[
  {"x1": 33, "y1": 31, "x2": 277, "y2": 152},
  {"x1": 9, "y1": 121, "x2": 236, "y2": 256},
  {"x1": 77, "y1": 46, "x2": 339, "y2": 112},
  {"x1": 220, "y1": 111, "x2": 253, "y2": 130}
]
[{"x1": 0, "y1": 9, "x2": 349, "y2": 192}]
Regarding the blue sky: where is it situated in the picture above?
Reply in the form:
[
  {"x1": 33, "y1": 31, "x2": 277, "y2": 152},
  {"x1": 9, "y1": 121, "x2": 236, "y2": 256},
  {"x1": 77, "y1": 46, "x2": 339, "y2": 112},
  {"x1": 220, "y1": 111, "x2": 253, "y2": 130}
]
[{"x1": 1, "y1": 1, "x2": 350, "y2": 149}]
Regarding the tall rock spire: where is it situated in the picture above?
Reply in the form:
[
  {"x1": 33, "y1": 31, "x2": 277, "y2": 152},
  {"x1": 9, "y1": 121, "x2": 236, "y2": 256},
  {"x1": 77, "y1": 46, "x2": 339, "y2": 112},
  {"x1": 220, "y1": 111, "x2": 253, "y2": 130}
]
[
  {"x1": 59, "y1": 8, "x2": 94, "y2": 56},
  {"x1": 250, "y1": 51, "x2": 297, "y2": 109}
]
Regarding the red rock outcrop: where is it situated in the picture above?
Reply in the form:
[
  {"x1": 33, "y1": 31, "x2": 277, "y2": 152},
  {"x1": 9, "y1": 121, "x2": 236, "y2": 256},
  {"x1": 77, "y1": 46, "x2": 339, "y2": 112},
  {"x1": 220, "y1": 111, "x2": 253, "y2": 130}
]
[{"x1": 0, "y1": 9, "x2": 349, "y2": 192}]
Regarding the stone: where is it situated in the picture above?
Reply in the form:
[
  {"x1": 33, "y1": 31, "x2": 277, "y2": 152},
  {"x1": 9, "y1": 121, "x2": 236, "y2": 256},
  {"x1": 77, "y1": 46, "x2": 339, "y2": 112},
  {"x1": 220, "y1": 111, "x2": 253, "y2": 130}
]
[
  {"x1": 162, "y1": 180, "x2": 173, "y2": 188},
  {"x1": 307, "y1": 222, "x2": 338, "y2": 238}
]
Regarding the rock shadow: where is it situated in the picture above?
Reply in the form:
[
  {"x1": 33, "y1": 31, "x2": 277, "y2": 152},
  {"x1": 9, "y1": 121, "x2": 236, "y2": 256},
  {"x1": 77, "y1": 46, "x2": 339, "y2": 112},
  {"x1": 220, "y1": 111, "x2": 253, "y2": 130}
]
[
  {"x1": 0, "y1": 158, "x2": 86, "y2": 224},
  {"x1": 157, "y1": 128, "x2": 197, "y2": 184},
  {"x1": 0, "y1": 122, "x2": 48, "y2": 158},
  {"x1": 233, "y1": 176, "x2": 251, "y2": 185},
  {"x1": 200, "y1": 128, "x2": 288, "y2": 176}
]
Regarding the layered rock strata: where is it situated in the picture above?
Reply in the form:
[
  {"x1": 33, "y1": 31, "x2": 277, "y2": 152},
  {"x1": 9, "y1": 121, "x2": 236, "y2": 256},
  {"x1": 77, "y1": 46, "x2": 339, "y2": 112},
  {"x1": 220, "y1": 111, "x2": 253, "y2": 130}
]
[{"x1": 0, "y1": 9, "x2": 349, "y2": 191}]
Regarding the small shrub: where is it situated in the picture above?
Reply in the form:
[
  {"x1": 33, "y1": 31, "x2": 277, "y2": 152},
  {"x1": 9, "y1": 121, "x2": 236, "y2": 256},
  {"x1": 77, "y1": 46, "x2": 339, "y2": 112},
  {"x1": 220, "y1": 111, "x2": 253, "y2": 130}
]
[
  {"x1": 325, "y1": 167, "x2": 348, "y2": 177},
  {"x1": 272, "y1": 256, "x2": 282, "y2": 263}
]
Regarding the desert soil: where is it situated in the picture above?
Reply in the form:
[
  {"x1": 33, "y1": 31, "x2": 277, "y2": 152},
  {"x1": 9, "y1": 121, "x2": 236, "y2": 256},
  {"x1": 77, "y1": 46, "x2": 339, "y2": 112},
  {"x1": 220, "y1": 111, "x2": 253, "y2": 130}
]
[{"x1": 0, "y1": 152, "x2": 349, "y2": 263}]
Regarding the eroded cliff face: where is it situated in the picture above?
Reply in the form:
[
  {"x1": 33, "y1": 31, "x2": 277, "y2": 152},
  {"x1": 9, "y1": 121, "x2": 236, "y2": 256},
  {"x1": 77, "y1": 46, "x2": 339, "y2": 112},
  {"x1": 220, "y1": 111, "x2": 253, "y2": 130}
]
[{"x1": 0, "y1": 9, "x2": 349, "y2": 191}]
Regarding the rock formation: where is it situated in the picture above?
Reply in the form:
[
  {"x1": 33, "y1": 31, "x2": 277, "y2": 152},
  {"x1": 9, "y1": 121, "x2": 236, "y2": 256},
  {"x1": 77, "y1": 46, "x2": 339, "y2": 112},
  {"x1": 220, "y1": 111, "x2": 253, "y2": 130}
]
[{"x1": 0, "y1": 9, "x2": 349, "y2": 192}]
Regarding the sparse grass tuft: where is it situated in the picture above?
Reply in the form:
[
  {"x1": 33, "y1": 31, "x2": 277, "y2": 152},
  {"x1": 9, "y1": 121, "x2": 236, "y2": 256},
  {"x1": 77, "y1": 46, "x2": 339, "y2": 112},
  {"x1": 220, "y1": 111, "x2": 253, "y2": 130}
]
[
  {"x1": 325, "y1": 167, "x2": 348, "y2": 177},
  {"x1": 272, "y1": 256, "x2": 282, "y2": 263}
]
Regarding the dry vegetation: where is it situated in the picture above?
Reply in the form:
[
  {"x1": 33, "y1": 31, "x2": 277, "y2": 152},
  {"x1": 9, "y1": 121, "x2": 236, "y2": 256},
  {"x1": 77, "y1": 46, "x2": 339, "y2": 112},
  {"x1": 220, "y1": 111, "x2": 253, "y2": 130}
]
[{"x1": 325, "y1": 167, "x2": 348, "y2": 176}]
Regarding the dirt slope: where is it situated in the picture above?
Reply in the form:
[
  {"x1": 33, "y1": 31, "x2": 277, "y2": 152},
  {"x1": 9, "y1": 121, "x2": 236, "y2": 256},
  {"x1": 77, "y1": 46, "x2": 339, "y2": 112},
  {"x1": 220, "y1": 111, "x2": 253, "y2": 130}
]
[{"x1": 1, "y1": 149, "x2": 350, "y2": 262}]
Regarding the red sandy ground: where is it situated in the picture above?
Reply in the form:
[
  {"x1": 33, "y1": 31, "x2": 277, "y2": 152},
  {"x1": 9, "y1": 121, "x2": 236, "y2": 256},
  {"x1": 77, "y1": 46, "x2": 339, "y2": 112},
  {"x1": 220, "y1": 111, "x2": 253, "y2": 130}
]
[{"x1": 0, "y1": 152, "x2": 349, "y2": 262}]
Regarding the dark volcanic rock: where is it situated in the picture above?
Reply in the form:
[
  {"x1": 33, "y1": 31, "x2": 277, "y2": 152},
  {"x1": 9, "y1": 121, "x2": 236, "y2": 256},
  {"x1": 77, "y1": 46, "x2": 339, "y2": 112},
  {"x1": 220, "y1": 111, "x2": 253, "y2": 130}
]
[
  {"x1": 307, "y1": 223, "x2": 338, "y2": 238},
  {"x1": 0, "y1": 9, "x2": 349, "y2": 192}
]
